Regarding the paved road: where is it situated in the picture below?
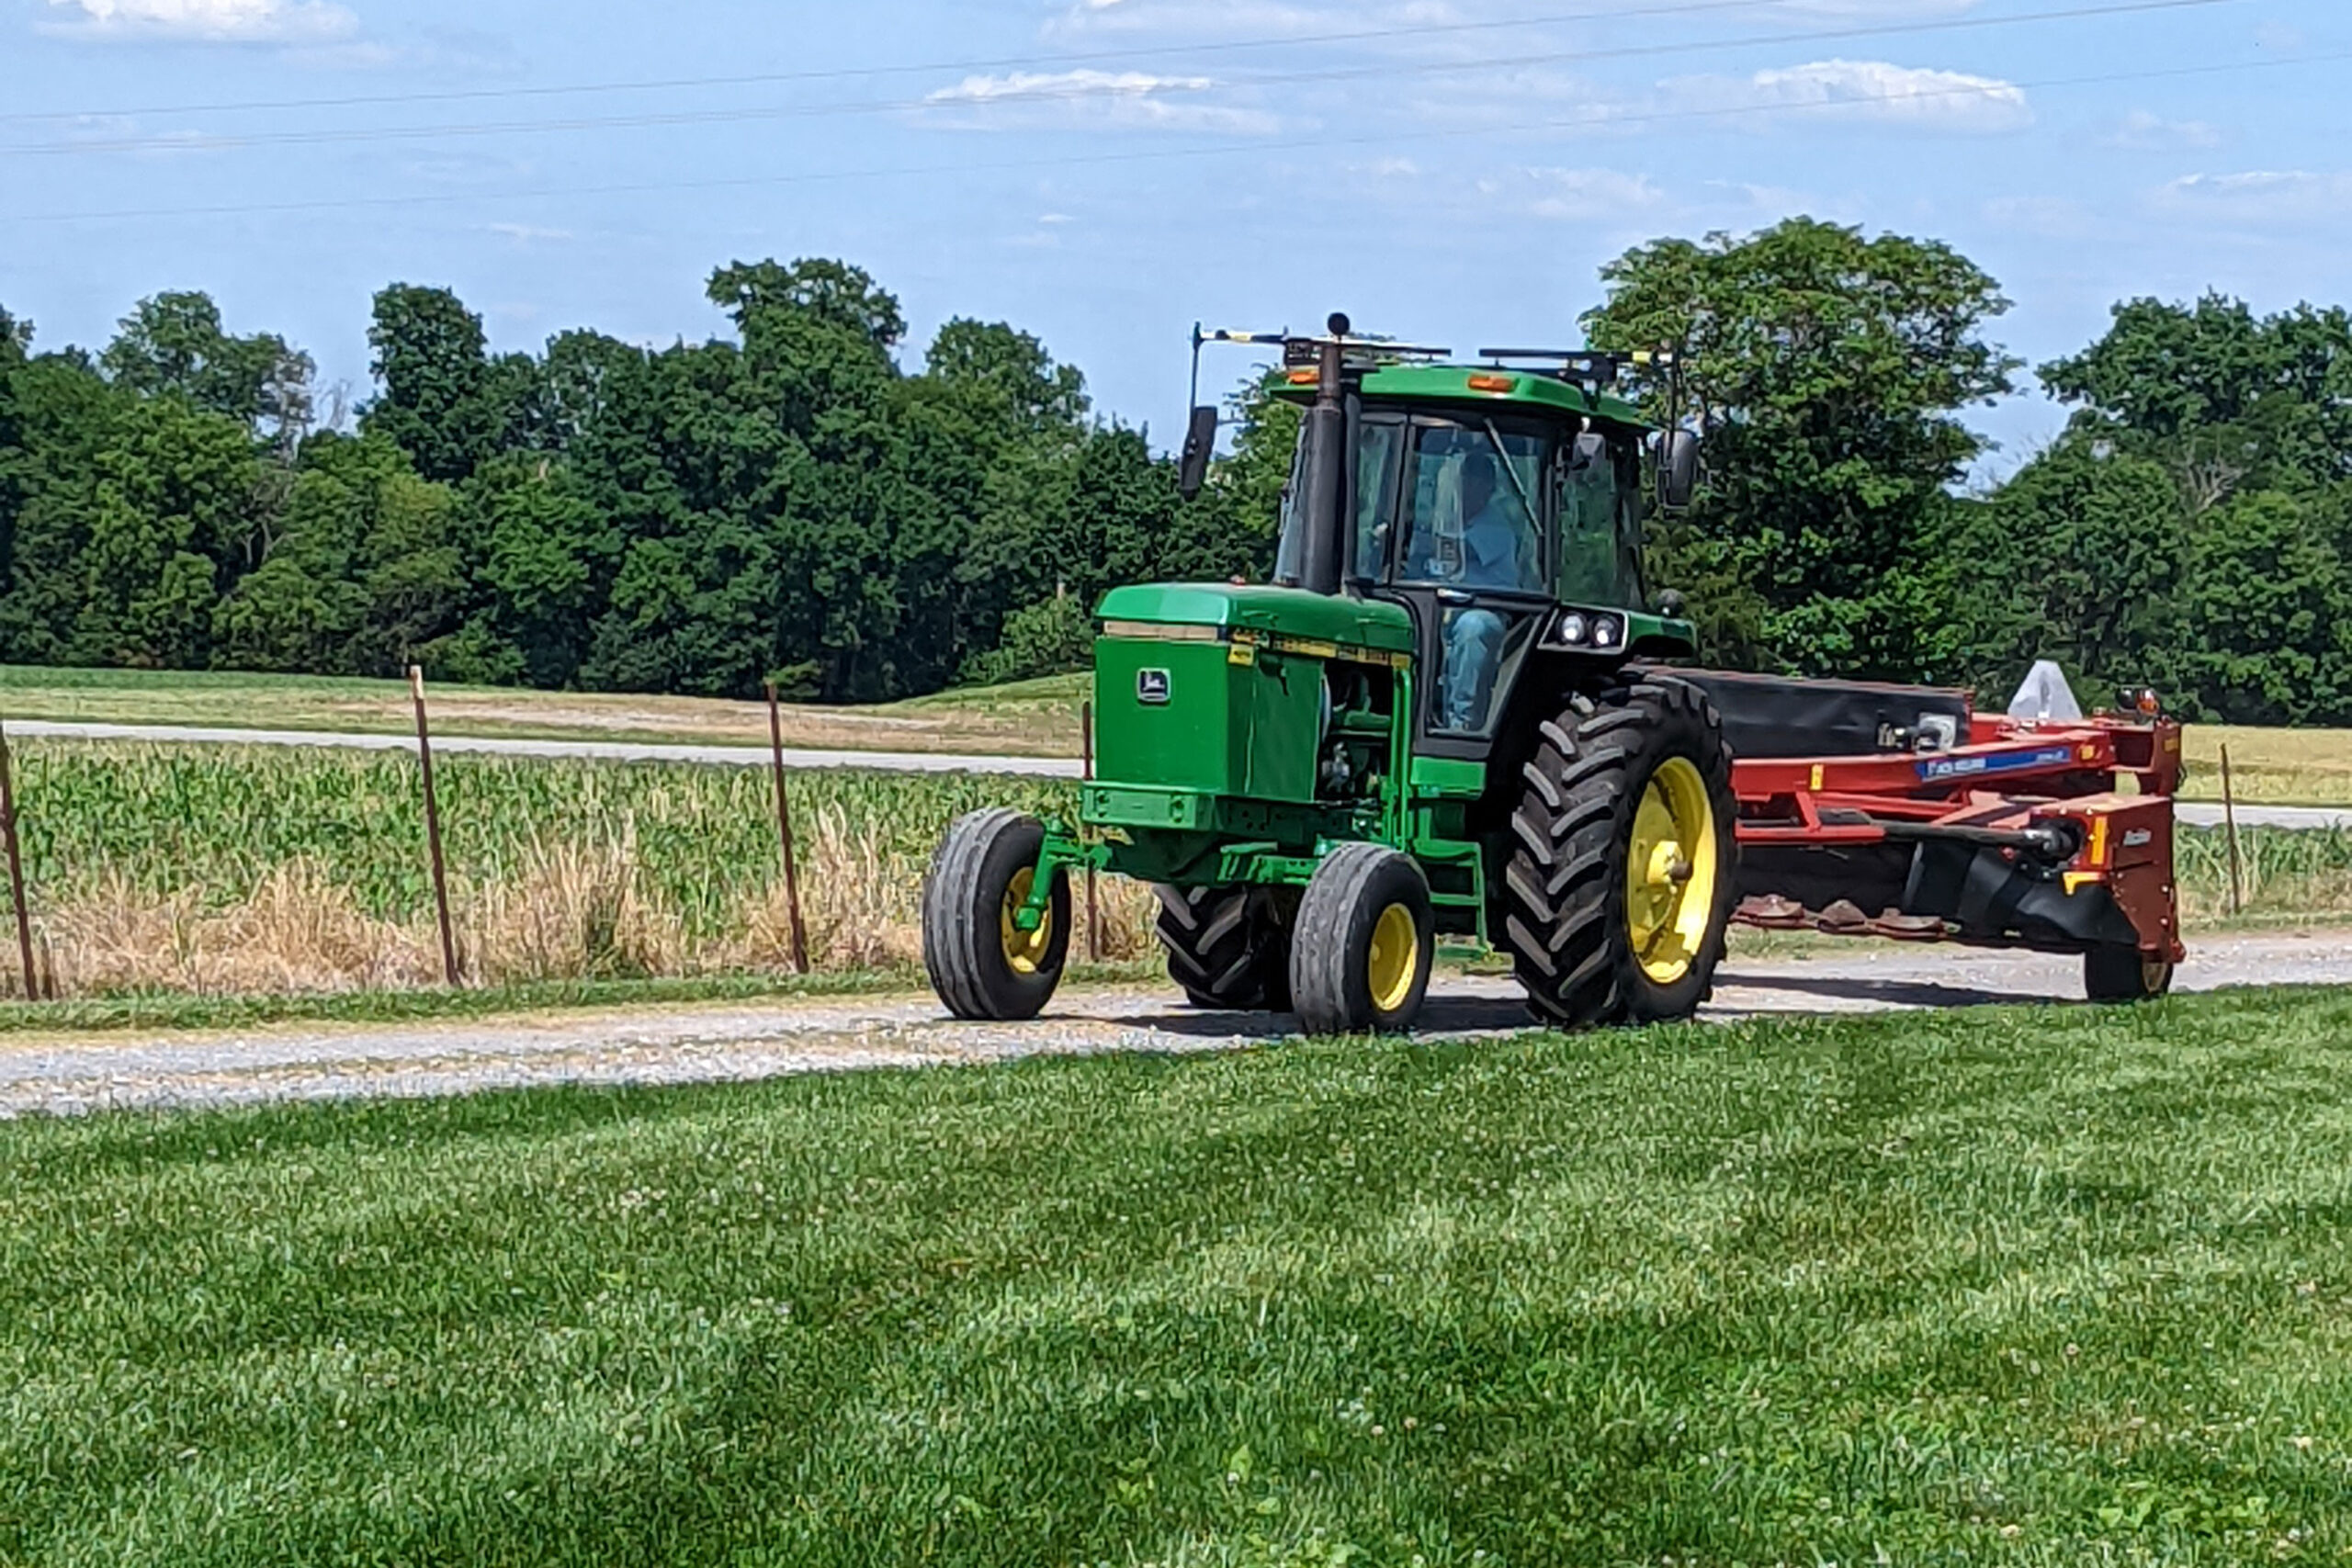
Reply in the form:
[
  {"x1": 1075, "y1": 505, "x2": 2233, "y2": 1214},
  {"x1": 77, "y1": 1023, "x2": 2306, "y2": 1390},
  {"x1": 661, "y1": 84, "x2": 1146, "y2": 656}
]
[
  {"x1": 13, "y1": 719, "x2": 2348, "y2": 830},
  {"x1": 5, "y1": 930, "x2": 2346, "y2": 1119},
  {"x1": 6, "y1": 718, "x2": 1085, "y2": 779}
]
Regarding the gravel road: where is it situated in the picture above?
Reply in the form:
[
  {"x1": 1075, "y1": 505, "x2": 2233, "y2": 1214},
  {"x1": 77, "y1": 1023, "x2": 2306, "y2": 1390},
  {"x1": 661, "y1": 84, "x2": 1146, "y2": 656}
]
[{"x1": 5, "y1": 930, "x2": 2346, "y2": 1120}]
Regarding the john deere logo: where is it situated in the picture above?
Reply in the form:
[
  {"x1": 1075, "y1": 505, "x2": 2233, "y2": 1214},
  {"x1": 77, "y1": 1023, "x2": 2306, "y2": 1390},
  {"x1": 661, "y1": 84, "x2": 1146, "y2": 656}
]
[{"x1": 1136, "y1": 669, "x2": 1172, "y2": 705}]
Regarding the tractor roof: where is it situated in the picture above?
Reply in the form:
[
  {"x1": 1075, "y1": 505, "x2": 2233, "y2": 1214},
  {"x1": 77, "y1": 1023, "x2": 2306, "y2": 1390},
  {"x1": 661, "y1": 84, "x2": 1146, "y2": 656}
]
[{"x1": 1272, "y1": 361, "x2": 1654, "y2": 429}]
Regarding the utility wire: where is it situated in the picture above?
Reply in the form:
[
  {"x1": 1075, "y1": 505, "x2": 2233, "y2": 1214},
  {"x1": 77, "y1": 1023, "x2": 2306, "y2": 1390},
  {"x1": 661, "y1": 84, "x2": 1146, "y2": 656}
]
[
  {"x1": 6, "y1": 0, "x2": 2246, "y2": 161},
  {"x1": 7, "y1": 45, "x2": 2332, "y2": 227},
  {"x1": 0, "y1": 0, "x2": 2009, "y2": 125}
]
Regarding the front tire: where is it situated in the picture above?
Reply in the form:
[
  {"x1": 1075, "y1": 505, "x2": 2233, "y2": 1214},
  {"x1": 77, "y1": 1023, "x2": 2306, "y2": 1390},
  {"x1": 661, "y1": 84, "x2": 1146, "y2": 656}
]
[
  {"x1": 922, "y1": 808, "x2": 1071, "y2": 1021},
  {"x1": 2085, "y1": 945, "x2": 2174, "y2": 1003},
  {"x1": 1503, "y1": 675, "x2": 1738, "y2": 1028},
  {"x1": 1288, "y1": 843, "x2": 1434, "y2": 1035},
  {"x1": 1154, "y1": 885, "x2": 1293, "y2": 1011}
]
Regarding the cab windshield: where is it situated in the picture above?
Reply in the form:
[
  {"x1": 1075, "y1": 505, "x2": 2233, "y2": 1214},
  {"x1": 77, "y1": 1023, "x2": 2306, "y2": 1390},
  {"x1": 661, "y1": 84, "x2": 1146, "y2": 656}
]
[{"x1": 1394, "y1": 422, "x2": 1548, "y2": 593}]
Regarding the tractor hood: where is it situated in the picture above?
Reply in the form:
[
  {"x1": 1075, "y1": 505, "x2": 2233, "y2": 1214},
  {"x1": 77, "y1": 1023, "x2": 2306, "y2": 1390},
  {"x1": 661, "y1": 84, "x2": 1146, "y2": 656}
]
[{"x1": 1096, "y1": 583, "x2": 1415, "y2": 657}]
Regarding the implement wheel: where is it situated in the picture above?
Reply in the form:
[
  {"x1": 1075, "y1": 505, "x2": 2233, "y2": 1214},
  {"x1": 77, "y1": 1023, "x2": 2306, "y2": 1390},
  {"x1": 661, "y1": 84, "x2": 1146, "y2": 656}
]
[
  {"x1": 922, "y1": 808, "x2": 1070, "y2": 1021},
  {"x1": 1288, "y1": 843, "x2": 1434, "y2": 1035},
  {"x1": 1155, "y1": 885, "x2": 1293, "y2": 1011},
  {"x1": 2085, "y1": 946, "x2": 2175, "y2": 1003},
  {"x1": 1503, "y1": 675, "x2": 1738, "y2": 1029}
]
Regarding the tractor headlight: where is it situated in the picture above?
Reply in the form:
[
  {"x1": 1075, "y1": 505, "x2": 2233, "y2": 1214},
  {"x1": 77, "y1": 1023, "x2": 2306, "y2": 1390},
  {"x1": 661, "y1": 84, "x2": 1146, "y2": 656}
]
[
  {"x1": 1555, "y1": 612, "x2": 1589, "y2": 646},
  {"x1": 1591, "y1": 615, "x2": 1622, "y2": 649}
]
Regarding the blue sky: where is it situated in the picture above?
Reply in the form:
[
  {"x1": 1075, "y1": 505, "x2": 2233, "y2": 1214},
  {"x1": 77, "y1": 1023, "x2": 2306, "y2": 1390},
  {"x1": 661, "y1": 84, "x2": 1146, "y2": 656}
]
[{"x1": 2, "y1": 0, "x2": 2347, "y2": 479}]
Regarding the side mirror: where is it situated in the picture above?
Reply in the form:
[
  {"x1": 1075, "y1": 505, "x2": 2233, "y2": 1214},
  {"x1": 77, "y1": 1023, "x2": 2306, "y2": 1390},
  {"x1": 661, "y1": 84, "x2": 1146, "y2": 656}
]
[
  {"x1": 1656, "y1": 428, "x2": 1701, "y2": 512},
  {"x1": 1177, "y1": 405, "x2": 1218, "y2": 501}
]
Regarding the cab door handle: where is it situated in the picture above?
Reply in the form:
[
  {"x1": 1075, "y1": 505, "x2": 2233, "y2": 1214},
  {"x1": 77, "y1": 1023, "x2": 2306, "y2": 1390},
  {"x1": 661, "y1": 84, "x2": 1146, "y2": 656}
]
[{"x1": 1436, "y1": 588, "x2": 1475, "y2": 605}]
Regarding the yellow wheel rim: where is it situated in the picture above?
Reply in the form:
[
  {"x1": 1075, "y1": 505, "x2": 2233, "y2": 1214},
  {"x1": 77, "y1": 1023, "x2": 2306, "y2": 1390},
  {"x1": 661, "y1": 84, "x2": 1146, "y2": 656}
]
[
  {"x1": 1367, "y1": 902, "x2": 1420, "y2": 1014},
  {"x1": 999, "y1": 867, "x2": 1054, "y2": 976},
  {"x1": 1625, "y1": 756, "x2": 1720, "y2": 987}
]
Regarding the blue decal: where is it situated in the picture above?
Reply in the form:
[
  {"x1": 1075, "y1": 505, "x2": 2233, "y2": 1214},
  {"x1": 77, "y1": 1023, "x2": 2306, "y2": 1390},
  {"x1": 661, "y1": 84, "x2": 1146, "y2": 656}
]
[{"x1": 1917, "y1": 746, "x2": 2076, "y2": 784}]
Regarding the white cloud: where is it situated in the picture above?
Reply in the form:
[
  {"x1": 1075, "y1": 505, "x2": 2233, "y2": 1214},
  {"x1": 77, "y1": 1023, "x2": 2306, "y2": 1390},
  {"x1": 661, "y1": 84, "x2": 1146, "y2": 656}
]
[
  {"x1": 2102, "y1": 109, "x2": 2220, "y2": 151},
  {"x1": 487, "y1": 222, "x2": 573, "y2": 246},
  {"x1": 1982, "y1": 194, "x2": 2096, "y2": 239},
  {"x1": 2154, "y1": 170, "x2": 2352, "y2": 223},
  {"x1": 923, "y1": 68, "x2": 1277, "y2": 132},
  {"x1": 930, "y1": 68, "x2": 1212, "y2": 103},
  {"x1": 40, "y1": 0, "x2": 357, "y2": 42},
  {"x1": 1486, "y1": 166, "x2": 1668, "y2": 220},
  {"x1": 1666, "y1": 58, "x2": 2031, "y2": 133}
]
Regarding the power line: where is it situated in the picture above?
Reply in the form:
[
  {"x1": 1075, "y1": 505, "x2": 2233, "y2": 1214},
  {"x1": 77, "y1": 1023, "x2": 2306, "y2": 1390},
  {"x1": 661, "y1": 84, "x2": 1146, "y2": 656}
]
[
  {"x1": 6, "y1": 0, "x2": 2246, "y2": 161},
  {"x1": 7, "y1": 45, "x2": 2332, "y2": 228},
  {"x1": 0, "y1": 0, "x2": 1952, "y2": 125}
]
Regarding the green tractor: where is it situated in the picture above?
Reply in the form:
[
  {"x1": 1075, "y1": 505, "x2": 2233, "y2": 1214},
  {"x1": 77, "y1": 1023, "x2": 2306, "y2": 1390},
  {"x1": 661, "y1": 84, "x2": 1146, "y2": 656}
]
[{"x1": 922, "y1": 315, "x2": 1736, "y2": 1034}]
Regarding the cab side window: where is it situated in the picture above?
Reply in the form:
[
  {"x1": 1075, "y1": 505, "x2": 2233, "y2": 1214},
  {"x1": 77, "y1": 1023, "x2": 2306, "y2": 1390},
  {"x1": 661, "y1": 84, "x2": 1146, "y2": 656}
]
[{"x1": 1556, "y1": 430, "x2": 1622, "y2": 604}]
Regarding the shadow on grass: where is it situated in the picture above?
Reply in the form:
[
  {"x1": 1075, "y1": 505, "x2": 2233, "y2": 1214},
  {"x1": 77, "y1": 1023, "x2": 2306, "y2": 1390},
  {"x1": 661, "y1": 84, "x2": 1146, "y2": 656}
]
[{"x1": 1718, "y1": 970, "x2": 2056, "y2": 1010}]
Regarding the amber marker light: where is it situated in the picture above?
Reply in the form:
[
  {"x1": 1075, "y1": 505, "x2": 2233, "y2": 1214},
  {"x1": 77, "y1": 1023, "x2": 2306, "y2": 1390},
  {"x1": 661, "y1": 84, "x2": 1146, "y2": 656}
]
[{"x1": 1466, "y1": 374, "x2": 1518, "y2": 393}]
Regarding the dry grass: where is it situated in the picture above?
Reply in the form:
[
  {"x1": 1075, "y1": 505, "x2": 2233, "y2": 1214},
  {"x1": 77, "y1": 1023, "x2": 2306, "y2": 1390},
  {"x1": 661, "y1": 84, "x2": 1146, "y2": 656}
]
[
  {"x1": 40, "y1": 863, "x2": 444, "y2": 998},
  {"x1": 22, "y1": 814, "x2": 1160, "y2": 1001}
]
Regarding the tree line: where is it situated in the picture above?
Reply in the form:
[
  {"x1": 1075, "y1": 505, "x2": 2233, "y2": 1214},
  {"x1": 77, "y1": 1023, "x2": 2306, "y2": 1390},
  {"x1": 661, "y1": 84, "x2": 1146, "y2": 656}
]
[
  {"x1": 0, "y1": 261, "x2": 1271, "y2": 703},
  {"x1": 2, "y1": 224, "x2": 2348, "y2": 723}
]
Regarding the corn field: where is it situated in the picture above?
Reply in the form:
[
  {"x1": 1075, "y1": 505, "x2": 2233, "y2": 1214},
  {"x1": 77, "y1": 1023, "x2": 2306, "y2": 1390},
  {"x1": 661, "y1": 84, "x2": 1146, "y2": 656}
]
[
  {"x1": 2176, "y1": 823, "x2": 2352, "y2": 922},
  {"x1": 4, "y1": 743, "x2": 1161, "y2": 998}
]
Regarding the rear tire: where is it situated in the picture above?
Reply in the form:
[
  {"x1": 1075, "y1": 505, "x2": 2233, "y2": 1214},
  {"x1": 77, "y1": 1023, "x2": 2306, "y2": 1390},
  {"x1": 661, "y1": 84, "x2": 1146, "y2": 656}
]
[
  {"x1": 1502, "y1": 675, "x2": 1738, "y2": 1029},
  {"x1": 2085, "y1": 945, "x2": 2174, "y2": 1003},
  {"x1": 1154, "y1": 884, "x2": 1293, "y2": 1011},
  {"x1": 922, "y1": 808, "x2": 1071, "y2": 1021},
  {"x1": 1288, "y1": 843, "x2": 1434, "y2": 1035}
]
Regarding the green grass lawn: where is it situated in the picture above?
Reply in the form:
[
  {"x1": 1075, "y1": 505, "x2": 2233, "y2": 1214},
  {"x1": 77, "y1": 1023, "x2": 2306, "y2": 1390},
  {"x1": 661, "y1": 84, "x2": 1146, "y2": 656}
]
[{"x1": 8, "y1": 992, "x2": 2352, "y2": 1565}]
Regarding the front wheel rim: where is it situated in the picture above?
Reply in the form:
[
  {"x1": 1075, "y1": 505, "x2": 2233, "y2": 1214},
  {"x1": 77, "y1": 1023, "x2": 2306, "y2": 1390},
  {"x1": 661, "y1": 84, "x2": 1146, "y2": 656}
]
[
  {"x1": 1366, "y1": 902, "x2": 1420, "y2": 1013},
  {"x1": 1625, "y1": 755, "x2": 1720, "y2": 987},
  {"x1": 999, "y1": 867, "x2": 1053, "y2": 976}
]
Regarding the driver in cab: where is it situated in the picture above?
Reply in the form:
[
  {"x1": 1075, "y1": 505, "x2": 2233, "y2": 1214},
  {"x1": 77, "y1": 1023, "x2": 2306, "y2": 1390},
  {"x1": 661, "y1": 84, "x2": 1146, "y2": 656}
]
[{"x1": 1416, "y1": 451, "x2": 1531, "y2": 731}]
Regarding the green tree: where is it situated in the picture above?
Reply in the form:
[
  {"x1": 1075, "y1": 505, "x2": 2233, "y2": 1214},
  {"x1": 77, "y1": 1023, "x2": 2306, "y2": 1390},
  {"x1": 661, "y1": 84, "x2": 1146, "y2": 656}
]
[
  {"x1": 211, "y1": 434, "x2": 462, "y2": 675},
  {"x1": 361, "y1": 285, "x2": 528, "y2": 484},
  {"x1": 2041, "y1": 294, "x2": 2352, "y2": 507},
  {"x1": 2165, "y1": 490, "x2": 2350, "y2": 725},
  {"x1": 1937, "y1": 439, "x2": 2184, "y2": 696},
  {"x1": 1585, "y1": 217, "x2": 2018, "y2": 678},
  {"x1": 100, "y1": 291, "x2": 314, "y2": 446}
]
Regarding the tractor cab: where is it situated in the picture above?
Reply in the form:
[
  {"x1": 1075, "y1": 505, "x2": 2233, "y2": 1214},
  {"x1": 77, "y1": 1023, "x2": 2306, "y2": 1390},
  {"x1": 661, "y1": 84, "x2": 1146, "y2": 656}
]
[{"x1": 1261, "y1": 355, "x2": 1679, "y2": 757}]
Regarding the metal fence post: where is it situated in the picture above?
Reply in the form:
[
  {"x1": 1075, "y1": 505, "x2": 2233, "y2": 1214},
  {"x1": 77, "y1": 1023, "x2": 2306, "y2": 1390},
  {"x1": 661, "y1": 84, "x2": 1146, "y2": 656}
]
[
  {"x1": 0, "y1": 722, "x2": 40, "y2": 1001},
  {"x1": 2221, "y1": 742, "x2": 2245, "y2": 917},
  {"x1": 410, "y1": 667, "x2": 461, "y2": 987},
  {"x1": 1081, "y1": 699, "x2": 1099, "y2": 962},
  {"x1": 764, "y1": 681, "x2": 810, "y2": 973}
]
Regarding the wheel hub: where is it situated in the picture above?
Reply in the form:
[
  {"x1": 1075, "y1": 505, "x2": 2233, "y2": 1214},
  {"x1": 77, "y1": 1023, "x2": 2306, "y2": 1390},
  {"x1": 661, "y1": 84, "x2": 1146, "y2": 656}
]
[
  {"x1": 1625, "y1": 758, "x2": 1720, "y2": 987},
  {"x1": 999, "y1": 868, "x2": 1054, "y2": 976},
  {"x1": 1366, "y1": 902, "x2": 1419, "y2": 1014}
]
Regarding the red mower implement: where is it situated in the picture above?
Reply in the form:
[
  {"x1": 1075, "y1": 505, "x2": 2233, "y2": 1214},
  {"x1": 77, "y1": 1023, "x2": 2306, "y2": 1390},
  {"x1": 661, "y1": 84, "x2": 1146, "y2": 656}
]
[{"x1": 1678, "y1": 668, "x2": 2187, "y2": 1002}]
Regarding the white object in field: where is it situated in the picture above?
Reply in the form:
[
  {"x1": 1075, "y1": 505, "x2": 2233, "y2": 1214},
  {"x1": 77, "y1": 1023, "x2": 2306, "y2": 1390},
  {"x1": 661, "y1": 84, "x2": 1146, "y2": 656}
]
[{"x1": 2007, "y1": 660, "x2": 2085, "y2": 724}]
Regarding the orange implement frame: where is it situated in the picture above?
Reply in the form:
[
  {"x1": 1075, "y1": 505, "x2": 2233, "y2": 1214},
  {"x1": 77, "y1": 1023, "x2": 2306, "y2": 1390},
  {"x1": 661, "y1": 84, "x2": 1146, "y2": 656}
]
[{"x1": 1726, "y1": 705, "x2": 2188, "y2": 965}]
